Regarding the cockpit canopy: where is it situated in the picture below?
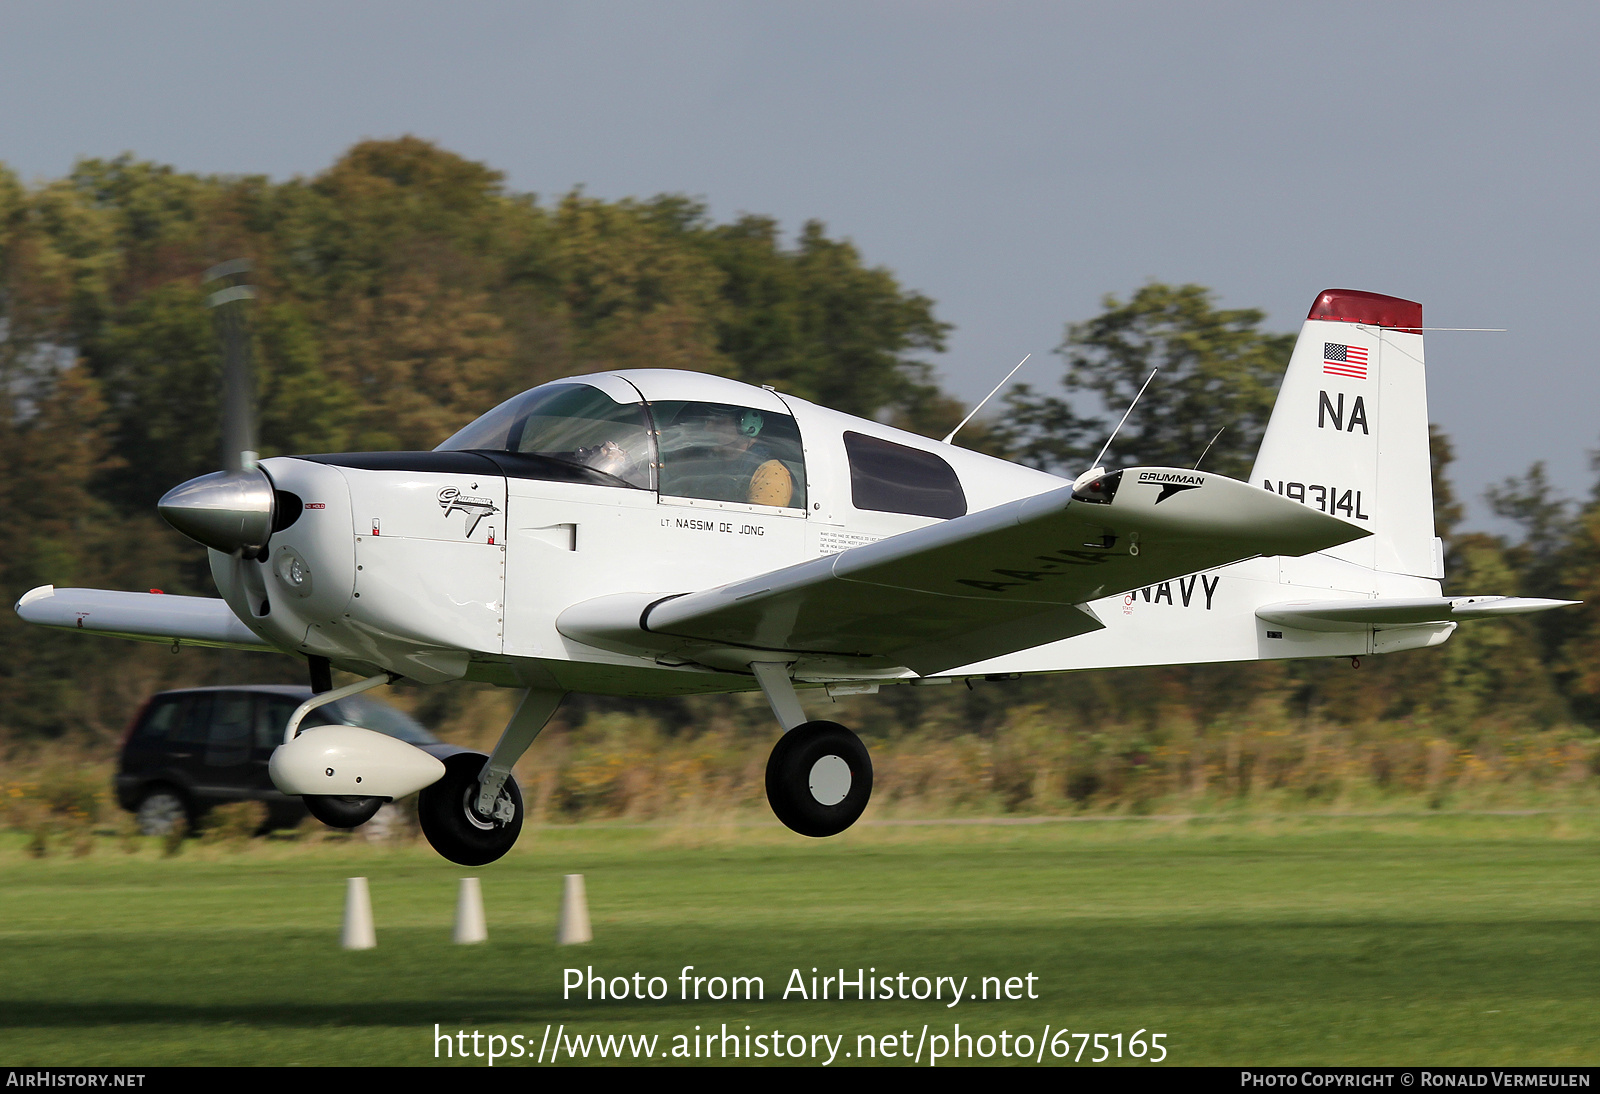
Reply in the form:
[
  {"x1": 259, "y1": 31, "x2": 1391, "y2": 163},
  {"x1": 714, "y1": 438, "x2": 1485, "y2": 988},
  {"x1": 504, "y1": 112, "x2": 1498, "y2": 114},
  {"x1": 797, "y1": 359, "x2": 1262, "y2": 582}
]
[
  {"x1": 438, "y1": 380, "x2": 807, "y2": 510},
  {"x1": 438, "y1": 383, "x2": 656, "y2": 489}
]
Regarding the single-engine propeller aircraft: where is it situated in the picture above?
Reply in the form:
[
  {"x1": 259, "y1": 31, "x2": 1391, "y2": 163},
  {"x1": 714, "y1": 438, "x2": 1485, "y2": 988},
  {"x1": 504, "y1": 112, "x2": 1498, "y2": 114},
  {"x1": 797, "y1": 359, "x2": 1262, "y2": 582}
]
[{"x1": 14, "y1": 275, "x2": 1576, "y2": 864}]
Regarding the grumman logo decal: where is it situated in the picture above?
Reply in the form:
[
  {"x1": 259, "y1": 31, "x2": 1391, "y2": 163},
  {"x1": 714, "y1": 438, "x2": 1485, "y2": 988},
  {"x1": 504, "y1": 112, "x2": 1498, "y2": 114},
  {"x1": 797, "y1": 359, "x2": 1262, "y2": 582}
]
[
  {"x1": 1137, "y1": 471, "x2": 1204, "y2": 504},
  {"x1": 438, "y1": 487, "x2": 499, "y2": 538}
]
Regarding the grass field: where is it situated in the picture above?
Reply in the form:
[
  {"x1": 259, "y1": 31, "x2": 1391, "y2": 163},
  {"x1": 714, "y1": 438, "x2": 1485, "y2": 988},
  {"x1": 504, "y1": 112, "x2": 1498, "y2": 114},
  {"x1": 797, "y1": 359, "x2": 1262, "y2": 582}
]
[{"x1": 0, "y1": 813, "x2": 1597, "y2": 1067}]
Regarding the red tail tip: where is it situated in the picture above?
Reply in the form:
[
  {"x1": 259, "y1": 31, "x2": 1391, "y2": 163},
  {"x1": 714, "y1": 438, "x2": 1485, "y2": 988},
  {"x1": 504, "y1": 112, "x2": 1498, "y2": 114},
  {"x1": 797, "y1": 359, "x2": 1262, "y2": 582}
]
[{"x1": 1308, "y1": 289, "x2": 1422, "y2": 334}]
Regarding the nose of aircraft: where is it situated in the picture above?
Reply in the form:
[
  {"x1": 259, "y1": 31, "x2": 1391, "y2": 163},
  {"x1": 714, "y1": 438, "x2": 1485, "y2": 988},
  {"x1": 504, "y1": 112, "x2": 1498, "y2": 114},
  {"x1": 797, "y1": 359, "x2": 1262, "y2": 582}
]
[{"x1": 157, "y1": 468, "x2": 276, "y2": 555}]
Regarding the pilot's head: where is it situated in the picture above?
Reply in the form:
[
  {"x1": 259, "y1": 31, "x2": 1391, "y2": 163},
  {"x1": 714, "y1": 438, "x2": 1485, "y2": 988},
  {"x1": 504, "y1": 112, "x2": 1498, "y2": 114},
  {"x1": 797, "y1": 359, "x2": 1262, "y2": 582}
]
[{"x1": 702, "y1": 407, "x2": 764, "y2": 449}]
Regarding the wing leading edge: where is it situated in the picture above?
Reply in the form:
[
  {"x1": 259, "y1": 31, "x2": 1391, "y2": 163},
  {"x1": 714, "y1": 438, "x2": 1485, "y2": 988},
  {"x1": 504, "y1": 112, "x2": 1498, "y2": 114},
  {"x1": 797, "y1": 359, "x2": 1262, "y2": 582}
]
[
  {"x1": 559, "y1": 467, "x2": 1369, "y2": 676},
  {"x1": 14, "y1": 586, "x2": 271, "y2": 650}
]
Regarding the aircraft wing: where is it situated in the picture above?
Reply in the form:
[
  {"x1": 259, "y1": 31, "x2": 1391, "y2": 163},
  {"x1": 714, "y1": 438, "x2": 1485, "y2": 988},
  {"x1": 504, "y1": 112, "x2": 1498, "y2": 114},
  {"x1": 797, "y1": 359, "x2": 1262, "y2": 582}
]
[
  {"x1": 14, "y1": 585, "x2": 272, "y2": 651},
  {"x1": 560, "y1": 467, "x2": 1369, "y2": 676}
]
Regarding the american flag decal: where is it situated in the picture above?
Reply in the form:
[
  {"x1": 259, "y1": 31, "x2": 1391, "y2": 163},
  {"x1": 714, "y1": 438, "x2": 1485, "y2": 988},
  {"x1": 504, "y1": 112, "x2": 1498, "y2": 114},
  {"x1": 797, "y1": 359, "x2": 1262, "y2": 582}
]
[{"x1": 1323, "y1": 342, "x2": 1368, "y2": 379}]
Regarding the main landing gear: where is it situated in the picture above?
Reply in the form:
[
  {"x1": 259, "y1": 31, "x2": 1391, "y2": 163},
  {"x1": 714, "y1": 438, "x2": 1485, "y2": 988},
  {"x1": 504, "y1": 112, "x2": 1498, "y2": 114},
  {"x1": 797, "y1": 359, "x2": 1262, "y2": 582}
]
[
  {"x1": 751, "y1": 663, "x2": 873, "y2": 838},
  {"x1": 765, "y1": 719, "x2": 873, "y2": 837},
  {"x1": 419, "y1": 688, "x2": 564, "y2": 867}
]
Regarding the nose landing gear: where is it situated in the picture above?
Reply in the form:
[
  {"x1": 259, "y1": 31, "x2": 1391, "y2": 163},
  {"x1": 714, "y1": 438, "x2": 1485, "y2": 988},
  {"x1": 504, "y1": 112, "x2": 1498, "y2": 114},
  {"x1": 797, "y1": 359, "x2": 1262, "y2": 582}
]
[
  {"x1": 418, "y1": 752, "x2": 523, "y2": 866},
  {"x1": 416, "y1": 687, "x2": 565, "y2": 866}
]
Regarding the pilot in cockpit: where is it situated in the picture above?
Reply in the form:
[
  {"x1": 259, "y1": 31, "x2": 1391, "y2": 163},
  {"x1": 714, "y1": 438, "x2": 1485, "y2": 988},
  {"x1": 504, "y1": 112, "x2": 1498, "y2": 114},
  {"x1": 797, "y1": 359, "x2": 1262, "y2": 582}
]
[
  {"x1": 544, "y1": 396, "x2": 800, "y2": 506},
  {"x1": 695, "y1": 406, "x2": 795, "y2": 507},
  {"x1": 571, "y1": 438, "x2": 634, "y2": 480}
]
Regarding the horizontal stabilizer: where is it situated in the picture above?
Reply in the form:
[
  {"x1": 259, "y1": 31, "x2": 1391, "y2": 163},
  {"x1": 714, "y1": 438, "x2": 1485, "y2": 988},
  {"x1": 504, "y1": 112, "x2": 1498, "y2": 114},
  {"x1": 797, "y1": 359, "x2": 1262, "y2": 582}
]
[
  {"x1": 13, "y1": 586, "x2": 271, "y2": 650},
  {"x1": 1256, "y1": 595, "x2": 1578, "y2": 633}
]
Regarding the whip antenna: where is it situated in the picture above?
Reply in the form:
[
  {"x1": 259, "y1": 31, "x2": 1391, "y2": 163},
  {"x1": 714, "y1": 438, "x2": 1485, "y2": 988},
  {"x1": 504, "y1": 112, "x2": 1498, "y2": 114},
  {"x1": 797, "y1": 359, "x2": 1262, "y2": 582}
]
[
  {"x1": 1193, "y1": 427, "x2": 1226, "y2": 470},
  {"x1": 1088, "y1": 368, "x2": 1158, "y2": 472},
  {"x1": 942, "y1": 353, "x2": 1030, "y2": 445}
]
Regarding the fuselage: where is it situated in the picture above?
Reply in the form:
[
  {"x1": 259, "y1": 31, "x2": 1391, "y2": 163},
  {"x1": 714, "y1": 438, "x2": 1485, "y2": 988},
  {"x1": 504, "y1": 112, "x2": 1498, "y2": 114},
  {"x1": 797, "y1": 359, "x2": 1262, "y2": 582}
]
[
  {"x1": 211, "y1": 367, "x2": 1445, "y2": 697},
  {"x1": 212, "y1": 369, "x2": 1066, "y2": 695}
]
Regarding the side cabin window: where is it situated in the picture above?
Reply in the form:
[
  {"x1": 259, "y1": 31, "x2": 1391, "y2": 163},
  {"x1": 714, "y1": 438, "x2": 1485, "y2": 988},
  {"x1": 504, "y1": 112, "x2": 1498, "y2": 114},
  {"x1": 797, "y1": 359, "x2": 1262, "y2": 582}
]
[
  {"x1": 843, "y1": 431, "x2": 966, "y2": 519},
  {"x1": 652, "y1": 401, "x2": 807, "y2": 510},
  {"x1": 437, "y1": 384, "x2": 656, "y2": 490}
]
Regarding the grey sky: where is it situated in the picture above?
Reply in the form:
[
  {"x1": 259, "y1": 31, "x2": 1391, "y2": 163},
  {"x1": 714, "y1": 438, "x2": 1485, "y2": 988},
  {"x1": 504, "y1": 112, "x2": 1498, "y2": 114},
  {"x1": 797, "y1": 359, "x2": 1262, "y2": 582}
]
[{"x1": 3, "y1": 1, "x2": 1596, "y2": 528}]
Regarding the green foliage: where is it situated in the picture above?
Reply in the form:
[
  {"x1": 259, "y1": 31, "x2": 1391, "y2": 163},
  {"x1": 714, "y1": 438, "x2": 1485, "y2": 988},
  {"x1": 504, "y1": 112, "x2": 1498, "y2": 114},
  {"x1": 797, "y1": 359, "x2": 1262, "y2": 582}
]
[
  {"x1": 200, "y1": 802, "x2": 267, "y2": 847},
  {"x1": 1000, "y1": 282, "x2": 1293, "y2": 480},
  {"x1": 88, "y1": 282, "x2": 220, "y2": 509},
  {"x1": 1486, "y1": 461, "x2": 1572, "y2": 597},
  {"x1": 0, "y1": 139, "x2": 957, "y2": 743},
  {"x1": 1471, "y1": 456, "x2": 1600, "y2": 723},
  {"x1": 703, "y1": 216, "x2": 949, "y2": 417},
  {"x1": 1, "y1": 139, "x2": 1596, "y2": 753},
  {"x1": 1431, "y1": 424, "x2": 1465, "y2": 544},
  {"x1": 7, "y1": 138, "x2": 953, "y2": 504},
  {"x1": 161, "y1": 818, "x2": 186, "y2": 858}
]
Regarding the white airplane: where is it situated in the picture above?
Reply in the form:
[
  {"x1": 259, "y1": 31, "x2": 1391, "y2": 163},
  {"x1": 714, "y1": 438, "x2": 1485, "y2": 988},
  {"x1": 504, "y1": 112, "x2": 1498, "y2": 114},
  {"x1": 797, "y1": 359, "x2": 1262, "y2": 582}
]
[{"x1": 14, "y1": 282, "x2": 1574, "y2": 864}]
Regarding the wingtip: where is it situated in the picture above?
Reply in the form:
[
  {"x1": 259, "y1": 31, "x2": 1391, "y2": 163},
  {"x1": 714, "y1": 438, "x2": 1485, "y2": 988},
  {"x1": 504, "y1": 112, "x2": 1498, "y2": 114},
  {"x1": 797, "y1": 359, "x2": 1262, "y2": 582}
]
[
  {"x1": 14, "y1": 584, "x2": 55, "y2": 614},
  {"x1": 1449, "y1": 596, "x2": 1582, "y2": 618}
]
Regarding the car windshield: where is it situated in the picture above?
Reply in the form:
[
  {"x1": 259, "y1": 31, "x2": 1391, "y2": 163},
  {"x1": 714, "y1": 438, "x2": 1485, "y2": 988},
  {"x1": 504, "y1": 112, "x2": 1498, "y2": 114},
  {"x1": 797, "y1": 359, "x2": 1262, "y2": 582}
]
[
  {"x1": 436, "y1": 383, "x2": 655, "y2": 490},
  {"x1": 312, "y1": 696, "x2": 438, "y2": 746}
]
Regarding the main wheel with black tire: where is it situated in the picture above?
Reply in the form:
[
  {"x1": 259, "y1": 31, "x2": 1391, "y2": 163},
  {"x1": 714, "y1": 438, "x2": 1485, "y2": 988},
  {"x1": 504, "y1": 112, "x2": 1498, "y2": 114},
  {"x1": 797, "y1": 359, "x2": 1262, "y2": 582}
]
[
  {"x1": 417, "y1": 752, "x2": 523, "y2": 866},
  {"x1": 135, "y1": 787, "x2": 192, "y2": 836},
  {"x1": 303, "y1": 795, "x2": 385, "y2": 829},
  {"x1": 765, "y1": 721, "x2": 873, "y2": 837}
]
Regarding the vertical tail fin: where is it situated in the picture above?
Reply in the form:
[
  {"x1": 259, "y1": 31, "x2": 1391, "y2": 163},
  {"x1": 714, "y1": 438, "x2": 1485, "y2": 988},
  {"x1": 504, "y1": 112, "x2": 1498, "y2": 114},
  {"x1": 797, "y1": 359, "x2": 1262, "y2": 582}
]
[{"x1": 1250, "y1": 289, "x2": 1440, "y2": 579}]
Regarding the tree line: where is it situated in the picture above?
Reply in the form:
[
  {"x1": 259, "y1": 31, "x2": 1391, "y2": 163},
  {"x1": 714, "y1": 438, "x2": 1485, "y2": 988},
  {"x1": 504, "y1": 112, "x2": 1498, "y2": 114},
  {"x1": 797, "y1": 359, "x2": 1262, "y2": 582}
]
[{"x1": 0, "y1": 139, "x2": 1594, "y2": 756}]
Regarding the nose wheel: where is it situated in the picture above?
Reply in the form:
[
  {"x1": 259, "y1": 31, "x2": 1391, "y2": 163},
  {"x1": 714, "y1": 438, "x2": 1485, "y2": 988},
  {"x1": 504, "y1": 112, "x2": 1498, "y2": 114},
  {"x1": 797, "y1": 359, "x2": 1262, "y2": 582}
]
[
  {"x1": 418, "y1": 752, "x2": 524, "y2": 866},
  {"x1": 765, "y1": 721, "x2": 873, "y2": 837}
]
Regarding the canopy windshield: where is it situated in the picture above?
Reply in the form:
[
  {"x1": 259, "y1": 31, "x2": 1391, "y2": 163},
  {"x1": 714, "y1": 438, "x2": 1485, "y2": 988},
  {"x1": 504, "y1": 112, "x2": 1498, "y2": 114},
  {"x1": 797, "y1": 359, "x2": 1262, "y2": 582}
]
[
  {"x1": 653, "y1": 400, "x2": 806, "y2": 510},
  {"x1": 437, "y1": 384, "x2": 655, "y2": 489}
]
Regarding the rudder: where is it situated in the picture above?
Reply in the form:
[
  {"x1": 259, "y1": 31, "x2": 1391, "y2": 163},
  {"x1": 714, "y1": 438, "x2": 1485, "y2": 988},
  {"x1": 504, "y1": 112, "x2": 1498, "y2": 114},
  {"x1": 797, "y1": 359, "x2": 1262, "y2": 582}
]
[{"x1": 1250, "y1": 289, "x2": 1439, "y2": 579}]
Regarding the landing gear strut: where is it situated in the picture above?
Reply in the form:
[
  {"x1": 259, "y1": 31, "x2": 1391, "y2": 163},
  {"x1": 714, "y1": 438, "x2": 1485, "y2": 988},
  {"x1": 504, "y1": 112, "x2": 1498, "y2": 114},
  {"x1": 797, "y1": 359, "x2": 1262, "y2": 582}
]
[
  {"x1": 751, "y1": 662, "x2": 873, "y2": 837},
  {"x1": 417, "y1": 688, "x2": 564, "y2": 866}
]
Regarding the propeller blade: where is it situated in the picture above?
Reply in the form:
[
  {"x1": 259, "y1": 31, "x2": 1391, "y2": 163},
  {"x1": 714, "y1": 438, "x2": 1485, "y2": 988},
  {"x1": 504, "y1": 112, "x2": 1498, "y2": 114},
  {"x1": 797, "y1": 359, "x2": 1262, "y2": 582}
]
[
  {"x1": 203, "y1": 259, "x2": 258, "y2": 474},
  {"x1": 163, "y1": 260, "x2": 275, "y2": 558}
]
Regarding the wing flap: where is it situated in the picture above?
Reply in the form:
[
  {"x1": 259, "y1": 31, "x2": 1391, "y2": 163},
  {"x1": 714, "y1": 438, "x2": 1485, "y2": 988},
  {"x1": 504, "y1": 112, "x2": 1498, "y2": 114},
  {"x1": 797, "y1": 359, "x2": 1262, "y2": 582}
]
[
  {"x1": 891, "y1": 602, "x2": 1105, "y2": 676},
  {"x1": 14, "y1": 585, "x2": 272, "y2": 650}
]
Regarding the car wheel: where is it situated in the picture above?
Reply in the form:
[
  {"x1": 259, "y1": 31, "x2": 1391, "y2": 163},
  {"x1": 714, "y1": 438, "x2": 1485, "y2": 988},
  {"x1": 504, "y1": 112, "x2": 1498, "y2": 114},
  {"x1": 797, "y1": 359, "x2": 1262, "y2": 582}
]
[{"x1": 135, "y1": 789, "x2": 190, "y2": 837}]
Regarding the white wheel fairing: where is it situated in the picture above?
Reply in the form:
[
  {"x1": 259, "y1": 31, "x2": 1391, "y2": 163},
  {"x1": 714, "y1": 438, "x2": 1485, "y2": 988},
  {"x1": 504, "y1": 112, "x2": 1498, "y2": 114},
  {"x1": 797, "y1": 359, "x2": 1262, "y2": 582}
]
[
  {"x1": 808, "y1": 754, "x2": 852, "y2": 806},
  {"x1": 268, "y1": 724, "x2": 445, "y2": 799}
]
